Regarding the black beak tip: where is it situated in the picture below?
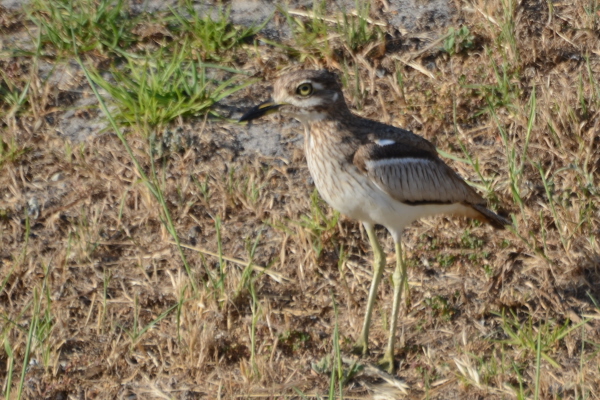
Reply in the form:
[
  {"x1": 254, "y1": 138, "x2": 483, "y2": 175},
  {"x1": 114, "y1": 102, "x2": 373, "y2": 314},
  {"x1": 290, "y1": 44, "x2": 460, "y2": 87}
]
[
  {"x1": 239, "y1": 101, "x2": 282, "y2": 123},
  {"x1": 238, "y1": 105, "x2": 262, "y2": 123},
  {"x1": 238, "y1": 110, "x2": 255, "y2": 123}
]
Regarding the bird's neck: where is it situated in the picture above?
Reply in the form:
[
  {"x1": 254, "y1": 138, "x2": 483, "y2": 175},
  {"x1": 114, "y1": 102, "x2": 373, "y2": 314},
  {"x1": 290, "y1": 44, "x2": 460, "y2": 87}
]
[{"x1": 304, "y1": 114, "x2": 360, "y2": 159}]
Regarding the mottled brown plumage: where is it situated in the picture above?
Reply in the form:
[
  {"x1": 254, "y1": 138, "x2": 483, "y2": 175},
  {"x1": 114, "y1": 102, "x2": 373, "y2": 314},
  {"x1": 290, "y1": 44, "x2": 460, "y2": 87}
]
[{"x1": 240, "y1": 69, "x2": 510, "y2": 373}]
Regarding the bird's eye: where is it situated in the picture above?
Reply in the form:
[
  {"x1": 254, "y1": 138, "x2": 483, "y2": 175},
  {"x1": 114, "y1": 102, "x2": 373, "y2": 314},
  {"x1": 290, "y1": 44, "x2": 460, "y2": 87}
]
[{"x1": 296, "y1": 83, "x2": 313, "y2": 96}]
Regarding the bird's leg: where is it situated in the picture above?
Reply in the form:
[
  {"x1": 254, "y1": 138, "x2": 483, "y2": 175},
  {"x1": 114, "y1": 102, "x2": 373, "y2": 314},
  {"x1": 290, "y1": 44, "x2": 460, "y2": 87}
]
[
  {"x1": 353, "y1": 222, "x2": 386, "y2": 356},
  {"x1": 380, "y1": 240, "x2": 407, "y2": 374}
]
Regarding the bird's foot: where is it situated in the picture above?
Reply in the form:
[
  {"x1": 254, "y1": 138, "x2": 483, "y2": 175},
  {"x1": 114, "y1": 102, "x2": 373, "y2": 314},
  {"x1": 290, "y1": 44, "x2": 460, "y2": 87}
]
[
  {"x1": 351, "y1": 339, "x2": 369, "y2": 356},
  {"x1": 378, "y1": 351, "x2": 396, "y2": 374}
]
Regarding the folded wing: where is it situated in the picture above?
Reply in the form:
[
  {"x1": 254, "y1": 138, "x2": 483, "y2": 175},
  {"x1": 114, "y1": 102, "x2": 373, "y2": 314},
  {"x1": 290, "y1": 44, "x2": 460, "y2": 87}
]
[{"x1": 353, "y1": 142, "x2": 484, "y2": 206}]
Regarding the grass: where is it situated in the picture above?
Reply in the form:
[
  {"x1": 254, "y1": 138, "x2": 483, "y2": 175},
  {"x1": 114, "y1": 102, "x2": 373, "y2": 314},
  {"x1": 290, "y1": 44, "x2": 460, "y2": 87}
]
[
  {"x1": 280, "y1": 0, "x2": 384, "y2": 64},
  {"x1": 28, "y1": 0, "x2": 138, "y2": 56},
  {"x1": 1, "y1": 0, "x2": 600, "y2": 398},
  {"x1": 87, "y1": 44, "x2": 256, "y2": 131},
  {"x1": 442, "y1": 25, "x2": 474, "y2": 56},
  {"x1": 169, "y1": 1, "x2": 269, "y2": 62}
]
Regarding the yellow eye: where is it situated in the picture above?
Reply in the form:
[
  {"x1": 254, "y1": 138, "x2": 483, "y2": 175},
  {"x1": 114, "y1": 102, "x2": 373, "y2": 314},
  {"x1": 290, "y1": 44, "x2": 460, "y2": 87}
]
[{"x1": 296, "y1": 83, "x2": 313, "y2": 96}]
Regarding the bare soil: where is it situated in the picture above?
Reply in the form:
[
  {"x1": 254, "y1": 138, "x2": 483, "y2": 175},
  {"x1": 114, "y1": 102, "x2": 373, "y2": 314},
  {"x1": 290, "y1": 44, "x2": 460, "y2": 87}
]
[{"x1": 1, "y1": 1, "x2": 600, "y2": 399}]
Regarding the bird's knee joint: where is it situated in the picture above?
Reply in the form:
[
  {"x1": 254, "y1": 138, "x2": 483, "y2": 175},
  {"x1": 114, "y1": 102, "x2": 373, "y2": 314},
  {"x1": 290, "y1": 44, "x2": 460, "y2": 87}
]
[{"x1": 392, "y1": 269, "x2": 403, "y2": 285}]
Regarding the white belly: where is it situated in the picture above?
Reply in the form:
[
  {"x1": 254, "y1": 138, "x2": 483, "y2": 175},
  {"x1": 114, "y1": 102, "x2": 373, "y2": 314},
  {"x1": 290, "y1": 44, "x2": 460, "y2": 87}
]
[{"x1": 306, "y1": 149, "x2": 471, "y2": 235}]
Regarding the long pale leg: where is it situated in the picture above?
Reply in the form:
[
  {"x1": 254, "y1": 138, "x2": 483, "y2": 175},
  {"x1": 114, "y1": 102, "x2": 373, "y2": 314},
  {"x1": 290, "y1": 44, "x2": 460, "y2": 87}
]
[
  {"x1": 353, "y1": 222, "x2": 386, "y2": 355},
  {"x1": 380, "y1": 240, "x2": 407, "y2": 373}
]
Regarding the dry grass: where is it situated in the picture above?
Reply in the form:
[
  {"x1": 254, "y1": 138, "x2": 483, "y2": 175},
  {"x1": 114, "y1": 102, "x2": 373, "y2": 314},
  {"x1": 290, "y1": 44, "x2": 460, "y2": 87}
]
[{"x1": 1, "y1": 0, "x2": 600, "y2": 398}]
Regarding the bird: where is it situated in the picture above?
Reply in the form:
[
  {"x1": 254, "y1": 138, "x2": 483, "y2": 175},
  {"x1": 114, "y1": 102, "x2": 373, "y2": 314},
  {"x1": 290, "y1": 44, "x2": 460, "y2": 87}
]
[{"x1": 239, "y1": 69, "x2": 510, "y2": 373}]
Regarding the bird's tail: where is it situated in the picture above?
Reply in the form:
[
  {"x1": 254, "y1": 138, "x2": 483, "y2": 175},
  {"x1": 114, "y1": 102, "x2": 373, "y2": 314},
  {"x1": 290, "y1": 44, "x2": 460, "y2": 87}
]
[{"x1": 468, "y1": 203, "x2": 511, "y2": 230}]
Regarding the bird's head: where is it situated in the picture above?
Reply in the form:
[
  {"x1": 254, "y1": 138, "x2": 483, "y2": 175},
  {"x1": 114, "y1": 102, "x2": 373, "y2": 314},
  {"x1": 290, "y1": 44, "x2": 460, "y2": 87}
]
[{"x1": 239, "y1": 69, "x2": 348, "y2": 125}]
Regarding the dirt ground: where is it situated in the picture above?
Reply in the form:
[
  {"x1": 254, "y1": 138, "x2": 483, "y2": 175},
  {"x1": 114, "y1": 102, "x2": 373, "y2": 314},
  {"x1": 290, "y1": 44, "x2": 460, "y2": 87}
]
[{"x1": 1, "y1": 0, "x2": 600, "y2": 399}]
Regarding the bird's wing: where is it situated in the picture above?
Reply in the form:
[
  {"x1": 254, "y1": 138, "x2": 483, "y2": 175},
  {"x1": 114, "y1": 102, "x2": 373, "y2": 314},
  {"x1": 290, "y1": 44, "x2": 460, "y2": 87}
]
[{"x1": 353, "y1": 141, "x2": 484, "y2": 205}]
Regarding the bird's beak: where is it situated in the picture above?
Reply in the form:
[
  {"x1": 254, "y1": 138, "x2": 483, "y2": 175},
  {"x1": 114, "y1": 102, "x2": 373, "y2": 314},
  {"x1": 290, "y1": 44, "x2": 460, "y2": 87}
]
[{"x1": 239, "y1": 100, "x2": 284, "y2": 122}]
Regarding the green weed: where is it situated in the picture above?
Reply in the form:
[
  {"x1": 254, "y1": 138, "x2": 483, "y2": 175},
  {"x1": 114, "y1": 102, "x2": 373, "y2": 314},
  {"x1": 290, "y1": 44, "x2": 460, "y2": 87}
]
[
  {"x1": 337, "y1": 0, "x2": 382, "y2": 54},
  {"x1": 0, "y1": 136, "x2": 29, "y2": 168},
  {"x1": 497, "y1": 310, "x2": 588, "y2": 370},
  {"x1": 297, "y1": 190, "x2": 340, "y2": 258},
  {"x1": 28, "y1": 0, "x2": 136, "y2": 56},
  {"x1": 170, "y1": 1, "x2": 268, "y2": 61},
  {"x1": 281, "y1": 0, "x2": 382, "y2": 62},
  {"x1": 424, "y1": 295, "x2": 455, "y2": 321},
  {"x1": 122, "y1": 295, "x2": 177, "y2": 346},
  {"x1": 280, "y1": 1, "x2": 332, "y2": 61},
  {"x1": 89, "y1": 45, "x2": 256, "y2": 131},
  {"x1": 436, "y1": 253, "x2": 456, "y2": 268},
  {"x1": 443, "y1": 26, "x2": 474, "y2": 55}
]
